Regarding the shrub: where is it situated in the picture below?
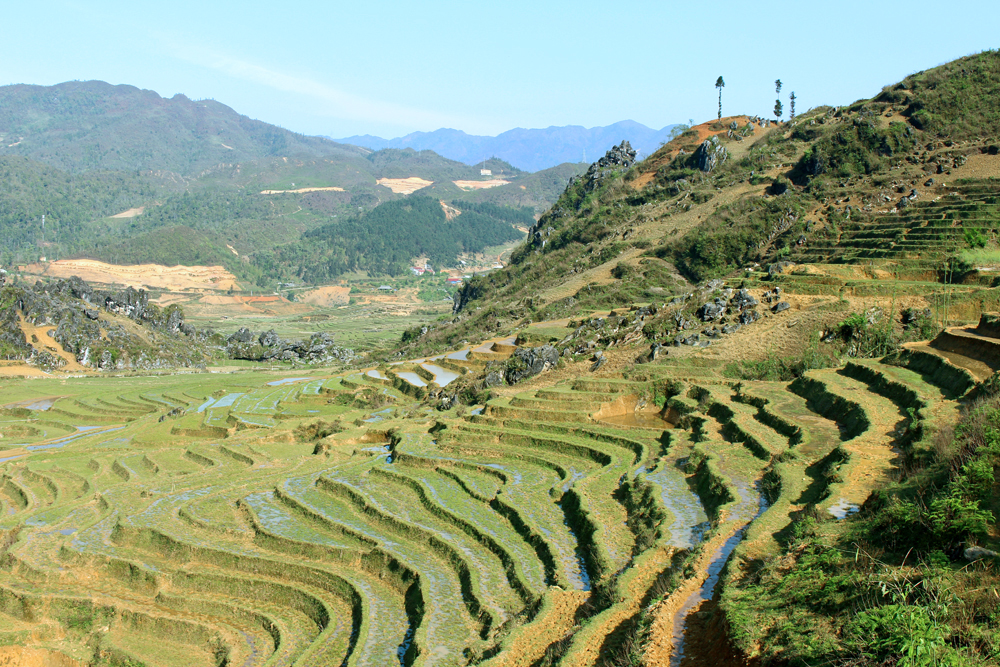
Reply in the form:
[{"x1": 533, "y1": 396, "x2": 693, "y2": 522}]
[
  {"x1": 963, "y1": 226, "x2": 988, "y2": 248},
  {"x1": 846, "y1": 604, "x2": 954, "y2": 667},
  {"x1": 723, "y1": 335, "x2": 836, "y2": 381},
  {"x1": 294, "y1": 419, "x2": 343, "y2": 441},
  {"x1": 836, "y1": 310, "x2": 901, "y2": 357},
  {"x1": 610, "y1": 262, "x2": 639, "y2": 280}
]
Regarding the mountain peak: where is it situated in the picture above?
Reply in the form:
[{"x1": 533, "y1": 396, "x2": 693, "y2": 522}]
[{"x1": 335, "y1": 120, "x2": 680, "y2": 172}]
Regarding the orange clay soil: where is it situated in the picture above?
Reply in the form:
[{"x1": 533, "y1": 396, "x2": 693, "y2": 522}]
[
  {"x1": 440, "y1": 200, "x2": 462, "y2": 220},
  {"x1": 631, "y1": 116, "x2": 759, "y2": 189},
  {"x1": 376, "y1": 177, "x2": 433, "y2": 194},
  {"x1": 109, "y1": 206, "x2": 145, "y2": 218},
  {"x1": 297, "y1": 285, "x2": 352, "y2": 307},
  {"x1": 19, "y1": 259, "x2": 240, "y2": 292},
  {"x1": 18, "y1": 318, "x2": 89, "y2": 373},
  {"x1": 452, "y1": 179, "x2": 510, "y2": 190}
]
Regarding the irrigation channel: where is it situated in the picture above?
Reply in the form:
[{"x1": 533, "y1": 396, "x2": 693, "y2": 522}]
[{"x1": 0, "y1": 323, "x2": 962, "y2": 665}]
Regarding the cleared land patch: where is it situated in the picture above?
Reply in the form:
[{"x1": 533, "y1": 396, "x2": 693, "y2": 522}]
[
  {"x1": 376, "y1": 177, "x2": 433, "y2": 195},
  {"x1": 18, "y1": 259, "x2": 240, "y2": 292}
]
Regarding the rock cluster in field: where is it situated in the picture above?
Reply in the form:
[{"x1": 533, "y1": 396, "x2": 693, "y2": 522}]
[
  {"x1": 225, "y1": 328, "x2": 356, "y2": 364},
  {"x1": 519, "y1": 140, "x2": 639, "y2": 256},
  {"x1": 694, "y1": 135, "x2": 729, "y2": 172},
  {"x1": 0, "y1": 272, "x2": 211, "y2": 370},
  {"x1": 503, "y1": 344, "x2": 560, "y2": 384}
]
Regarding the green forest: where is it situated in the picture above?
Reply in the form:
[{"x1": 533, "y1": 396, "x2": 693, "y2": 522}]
[
  {"x1": 0, "y1": 156, "x2": 528, "y2": 286},
  {"x1": 259, "y1": 196, "x2": 527, "y2": 282}
]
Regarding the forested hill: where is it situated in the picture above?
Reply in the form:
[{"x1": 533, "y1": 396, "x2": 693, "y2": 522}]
[
  {"x1": 0, "y1": 80, "x2": 366, "y2": 175},
  {"x1": 0, "y1": 80, "x2": 588, "y2": 287},
  {"x1": 259, "y1": 196, "x2": 527, "y2": 282}
]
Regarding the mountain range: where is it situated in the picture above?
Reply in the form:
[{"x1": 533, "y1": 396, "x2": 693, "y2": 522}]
[
  {"x1": 0, "y1": 80, "x2": 587, "y2": 286},
  {"x1": 0, "y1": 80, "x2": 367, "y2": 176},
  {"x1": 335, "y1": 120, "x2": 682, "y2": 172}
]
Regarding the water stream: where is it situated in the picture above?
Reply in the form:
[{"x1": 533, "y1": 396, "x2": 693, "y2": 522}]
[
  {"x1": 556, "y1": 496, "x2": 592, "y2": 592},
  {"x1": 828, "y1": 497, "x2": 860, "y2": 519},
  {"x1": 669, "y1": 481, "x2": 769, "y2": 667},
  {"x1": 396, "y1": 618, "x2": 416, "y2": 667},
  {"x1": 266, "y1": 377, "x2": 310, "y2": 386}
]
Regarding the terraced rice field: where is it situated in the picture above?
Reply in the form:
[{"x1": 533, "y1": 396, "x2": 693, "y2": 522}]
[
  {"x1": 794, "y1": 181, "x2": 1000, "y2": 265},
  {"x1": 0, "y1": 325, "x2": 973, "y2": 666}
]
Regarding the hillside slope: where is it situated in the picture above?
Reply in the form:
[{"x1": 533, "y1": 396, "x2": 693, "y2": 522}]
[
  {"x1": 383, "y1": 48, "x2": 1000, "y2": 666},
  {"x1": 418, "y1": 51, "x2": 1000, "y2": 355}
]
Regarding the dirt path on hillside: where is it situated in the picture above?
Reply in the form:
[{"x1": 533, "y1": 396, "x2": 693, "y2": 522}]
[
  {"x1": 631, "y1": 116, "x2": 760, "y2": 189},
  {"x1": 0, "y1": 647, "x2": 83, "y2": 667},
  {"x1": 259, "y1": 186, "x2": 345, "y2": 194},
  {"x1": 19, "y1": 318, "x2": 88, "y2": 373}
]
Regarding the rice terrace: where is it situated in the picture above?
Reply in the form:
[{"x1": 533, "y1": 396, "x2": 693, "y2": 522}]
[{"x1": 1, "y1": 28, "x2": 1000, "y2": 667}]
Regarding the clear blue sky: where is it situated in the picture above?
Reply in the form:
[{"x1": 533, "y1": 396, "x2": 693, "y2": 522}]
[{"x1": 1, "y1": 1, "x2": 996, "y2": 139}]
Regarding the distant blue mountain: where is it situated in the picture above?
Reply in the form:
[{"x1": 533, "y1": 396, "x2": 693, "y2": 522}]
[{"x1": 334, "y1": 120, "x2": 680, "y2": 172}]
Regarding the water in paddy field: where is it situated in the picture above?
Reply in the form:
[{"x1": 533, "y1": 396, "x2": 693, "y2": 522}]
[
  {"x1": 420, "y1": 364, "x2": 459, "y2": 387},
  {"x1": 447, "y1": 349, "x2": 470, "y2": 360},
  {"x1": 196, "y1": 393, "x2": 244, "y2": 412},
  {"x1": 24, "y1": 399, "x2": 56, "y2": 411},
  {"x1": 265, "y1": 377, "x2": 310, "y2": 386},
  {"x1": 213, "y1": 393, "x2": 244, "y2": 408},
  {"x1": 828, "y1": 497, "x2": 860, "y2": 519},
  {"x1": 472, "y1": 337, "x2": 513, "y2": 354},
  {"x1": 26, "y1": 425, "x2": 123, "y2": 451},
  {"x1": 396, "y1": 372, "x2": 427, "y2": 387},
  {"x1": 366, "y1": 370, "x2": 387, "y2": 380},
  {"x1": 644, "y1": 461, "x2": 710, "y2": 549}
]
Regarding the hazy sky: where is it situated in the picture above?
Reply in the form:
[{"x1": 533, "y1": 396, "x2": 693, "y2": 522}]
[{"x1": 1, "y1": 1, "x2": 996, "y2": 138}]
